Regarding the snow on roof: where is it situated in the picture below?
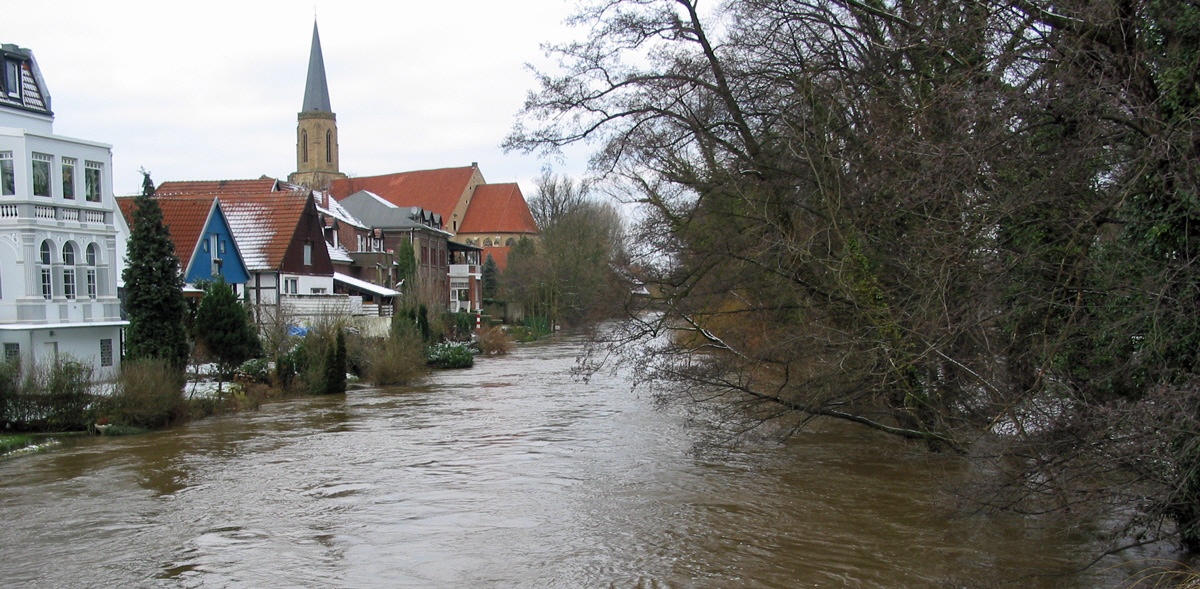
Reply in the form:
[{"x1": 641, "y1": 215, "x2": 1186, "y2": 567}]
[
  {"x1": 327, "y1": 242, "x2": 353, "y2": 263},
  {"x1": 334, "y1": 272, "x2": 400, "y2": 297},
  {"x1": 314, "y1": 190, "x2": 367, "y2": 229}
]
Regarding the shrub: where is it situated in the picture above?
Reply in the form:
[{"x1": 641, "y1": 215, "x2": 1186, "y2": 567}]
[
  {"x1": 7, "y1": 357, "x2": 95, "y2": 432},
  {"x1": 364, "y1": 332, "x2": 427, "y2": 386},
  {"x1": 106, "y1": 359, "x2": 187, "y2": 429},
  {"x1": 443, "y1": 311, "x2": 476, "y2": 342},
  {"x1": 237, "y1": 357, "x2": 271, "y2": 384},
  {"x1": 427, "y1": 341, "x2": 474, "y2": 369},
  {"x1": 476, "y1": 324, "x2": 513, "y2": 356}
]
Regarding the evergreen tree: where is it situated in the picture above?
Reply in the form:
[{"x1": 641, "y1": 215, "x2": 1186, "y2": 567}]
[
  {"x1": 481, "y1": 253, "x2": 499, "y2": 301},
  {"x1": 122, "y1": 171, "x2": 188, "y2": 369},
  {"x1": 322, "y1": 331, "x2": 347, "y2": 394},
  {"x1": 192, "y1": 277, "x2": 261, "y2": 391}
]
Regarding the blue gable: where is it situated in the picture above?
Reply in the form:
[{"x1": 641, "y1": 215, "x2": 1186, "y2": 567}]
[{"x1": 185, "y1": 200, "x2": 250, "y2": 285}]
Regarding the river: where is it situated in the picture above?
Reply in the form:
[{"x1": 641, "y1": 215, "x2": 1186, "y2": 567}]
[{"x1": 0, "y1": 334, "x2": 1170, "y2": 588}]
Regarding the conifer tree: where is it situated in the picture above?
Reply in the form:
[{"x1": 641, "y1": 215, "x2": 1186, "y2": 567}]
[
  {"x1": 322, "y1": 330, "x2": 347, "y2": 394},
  {"x1": 192, "y1": 277, "x2": 261, "y2": 391},
  {"x1": 481, "y1": 253, "x2": 499, "y2": 301},
  {"x1": 122, "y1": 171, "x2": 188, "y2": 369}
]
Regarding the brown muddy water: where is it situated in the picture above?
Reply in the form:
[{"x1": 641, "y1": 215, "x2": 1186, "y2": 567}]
[{"x1": 0, "y1": 335, "x2": 1176, "y2": 588}]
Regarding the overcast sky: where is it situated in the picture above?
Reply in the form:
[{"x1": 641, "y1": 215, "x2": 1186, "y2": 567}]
[{"x1": 2, "y1": 0, "x2": 589, "y2": 196}]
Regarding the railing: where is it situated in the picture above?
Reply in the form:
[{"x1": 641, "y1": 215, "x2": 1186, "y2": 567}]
[
  {"x1": 61, "y1": 208, "x2": 80, "y2": 221},
  {"x1": 34, "y1": 205, "x2": 55, "y2": 220},
  {"x1": 0, "y1": 204, "x2": 18, "y2": 218},
  {"x1": 84, "y1": 210, "x2": 105, "y2": 223}
]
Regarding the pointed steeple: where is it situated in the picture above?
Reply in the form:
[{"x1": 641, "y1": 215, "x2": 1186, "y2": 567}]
[
  {"x1": 289, "y1": 19, "x2": 345, "y2": 190},
  {"x1": 302, "y1": 21, "x2": 332, "y2": 113}
]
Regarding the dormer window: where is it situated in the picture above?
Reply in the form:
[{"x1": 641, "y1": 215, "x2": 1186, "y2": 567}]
[{"x1": 4, "y1": 60, "x2": 20, "y2": 99}]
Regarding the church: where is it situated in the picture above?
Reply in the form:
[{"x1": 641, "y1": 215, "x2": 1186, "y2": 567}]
[{"x1": 285, "y1": 21, "x2": 540, "y2": 275}]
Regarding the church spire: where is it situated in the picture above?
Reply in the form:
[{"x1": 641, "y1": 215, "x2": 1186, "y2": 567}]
[
  {"x1": 289, "y1": 19, "x2": 345, "y2": 190},
  {"x1": 301, "y1": 20, "x2": 332, "y2": 113}
]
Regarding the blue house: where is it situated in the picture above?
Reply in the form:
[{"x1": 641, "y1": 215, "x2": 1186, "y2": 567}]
[{"x1": 117, "y1": 196, "x2": 250, "y2": 295}]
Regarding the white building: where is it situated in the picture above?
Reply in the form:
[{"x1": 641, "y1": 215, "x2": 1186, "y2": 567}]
[{"x1": 0, "y1": 44, "x2": 125, "y2": 378}]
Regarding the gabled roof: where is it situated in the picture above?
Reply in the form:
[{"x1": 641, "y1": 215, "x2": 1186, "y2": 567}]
[
  {"x1": 154, "y1": 178, "x2": 280, "y2": 196},
  {"x1": 458, "y1": 183, "x2": 539, "y2": 234},
  {"x1": 215, "y1": 191, "x2": 313, "y2": 270},
  {"x1": 327, "y1": 165, "x2": 479, "y2": 222},
  {"x1": 115, "y1": 196, "x2": 214, "y2": 265}
]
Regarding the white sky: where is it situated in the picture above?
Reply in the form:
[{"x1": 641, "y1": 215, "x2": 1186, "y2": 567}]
[{"x1": 1, "y1": 0, "x2": 589, "y2": 197}]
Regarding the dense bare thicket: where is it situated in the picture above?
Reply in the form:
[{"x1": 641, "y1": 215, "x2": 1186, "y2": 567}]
[
  {"x1": 507, "y1": 0, "x2": 1200, "y2": 554},
  {"x1": 502, "y1": 169, "x2": 630, "y2": 329}
]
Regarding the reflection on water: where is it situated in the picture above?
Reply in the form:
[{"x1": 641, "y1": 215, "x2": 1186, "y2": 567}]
[{"x1": 0, "y1": 334, "x2": 1169, "y2": 588}]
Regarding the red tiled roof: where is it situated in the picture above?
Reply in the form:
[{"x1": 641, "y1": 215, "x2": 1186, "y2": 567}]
[
  {"x1": 213, "y1": 191, "x2": 311, "y2": 270},
  {"x1": 458, "y1": 183, "x2": 539, "y2": 235},
  {"x1": 327, "y1": 166, "x2": 478, "y2": 221},
  {"x1": 155, "y1": 178, "x2": 279, "y2": 196},
  {"x1": 116, "y1": 196, "x2": 216, "y2": 270}
]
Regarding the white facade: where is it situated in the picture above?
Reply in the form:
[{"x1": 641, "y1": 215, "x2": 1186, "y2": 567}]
[{"x1": 0, "y1": 45, "x2": 125, "y2": 379}]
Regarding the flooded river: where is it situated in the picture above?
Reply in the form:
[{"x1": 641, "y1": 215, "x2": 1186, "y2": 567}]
[{"x1": 0, "y1": 335, "x2": 1162, "y2": 587}]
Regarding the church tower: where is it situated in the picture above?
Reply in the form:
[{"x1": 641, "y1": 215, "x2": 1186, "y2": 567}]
[{"x1": 288, "y1": 21, "x2": 346, "y2": 190}]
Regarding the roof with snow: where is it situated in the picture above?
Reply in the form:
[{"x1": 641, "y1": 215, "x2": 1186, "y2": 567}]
[
  {"x1": 334, "y1": 272, "x2": 399, "y2": 298},
  {"x1": 313, "y1": 190, "x2": 367, "y2": 230},
  {"x1": 216, "y1": 191, "x2": 313, "y2": 270},
  {"x1": 458, "y1": 182, "x2": 539, "y2": 235}
]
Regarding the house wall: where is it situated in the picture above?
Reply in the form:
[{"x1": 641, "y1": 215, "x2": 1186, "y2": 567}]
[
  {"x1": 0, "y1": 108, "x2": 126, "y2": 376},
  {"x1": 184, "y1": 208, "x2": 250, "y2": 286},
  {"x1": 0, "y1": 323, "x2": 124, "y2": 380},
  {"x1": 383, "y1": 227, "x2": 449, "y2": 310},
  {"x1": 280, "y1": 198, "x2": 334, "y2": 276}
]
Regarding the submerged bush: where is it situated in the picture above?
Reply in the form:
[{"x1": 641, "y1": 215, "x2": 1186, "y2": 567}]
[
  {"x1": 476, "y1": 324, "x2": 513, "y2": 356},
  {"x1": 105, "y1": 359, "x2": 186, "y2": 429},
  {"x1": 364, "y1": 332, "x2": 427, "y2": 386},
  {"x1": 5, "y1": 357, "x2": 95, "y2": 432},
  {"x1": 426, "y1": 341, "x2": 474, "y2": 369}
]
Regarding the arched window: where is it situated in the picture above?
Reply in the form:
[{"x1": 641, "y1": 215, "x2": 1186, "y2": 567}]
[
  {"x1": 505, "y1": 238, "x2": 516, "y2": 247},
  {"x1": 301, "y1": 130, "x2": 309, "y2": 163},
  {"x1": 325, "y1": 130, "x2": 332, "y2": 163},
  {"x1": 62, "y1": 242, "x2": 76, "y2": 300},
  {"x1": 39, "y1": 240, "x2": 52, "y2": 300},
  {"x1": 85, "y1": 243, "x2": 98, "y2": 299},
  {"x1": 483, "y1": 238, "x2": 493, "y2": 247}
]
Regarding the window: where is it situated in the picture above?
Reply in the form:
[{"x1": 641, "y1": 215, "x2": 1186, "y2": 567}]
[
  {"x1": 310, "y1": 287, "x2": 327, "y2": 294},
  {"x1": 61, "y1": 158, "x2": 76, "y2": 200},
  {"x1": 284, "y1": 278, "x2": 298, "y2": 294},
  {"x1": 0, "y1": 152, "x2": 13, "y2": 196},
  {"x1": 5, "y1": 60, "x2": 19, "y2": 99},
  {"x1": 4, "y1": 343, "x2": 19, "y2": 362},
  {"x1": 86, "y1": 243, "x2": 98, "y2": 299},
  {"x1": 84, "y1": 161, "x2": 102, "y2": 202},
  {"x1": 301, "y1": 130, "x2": 309, "y2": 163},
  {"x1": 303, "y1": 243, "x2": 313, "y2": 266},
  {"x1": 32, "y1": 153, "x2": 51, "y2": 197},
  {"x1": 62, "y1": 243, "x2": 76, "y2": 300},
  {"x1": 325, "y1": 130, "x2": 332, "y2": 163},
  {"x1": 39, "y1": 240, "x2": 52, "y2": 300},
  {"x1": 100, "y1": 339, "x2": 113, "y2": 367}
]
